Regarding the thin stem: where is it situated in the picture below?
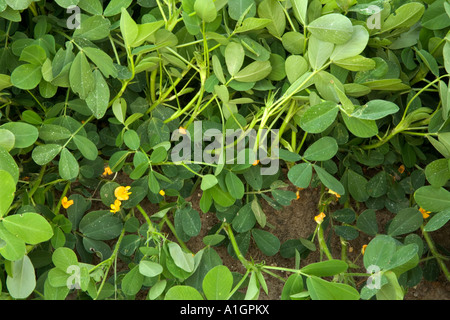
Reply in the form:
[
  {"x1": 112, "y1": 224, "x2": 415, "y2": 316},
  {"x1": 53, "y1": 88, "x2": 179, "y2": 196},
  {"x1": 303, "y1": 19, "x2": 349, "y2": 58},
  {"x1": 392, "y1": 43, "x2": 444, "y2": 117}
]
[{"x1": 421, "y1": 225, "x2": 450, "y2": 281}]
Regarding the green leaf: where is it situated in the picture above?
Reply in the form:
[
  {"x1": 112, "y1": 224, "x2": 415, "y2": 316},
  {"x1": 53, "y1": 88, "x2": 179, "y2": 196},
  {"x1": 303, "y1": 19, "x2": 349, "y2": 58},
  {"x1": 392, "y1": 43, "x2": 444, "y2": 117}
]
[
  {"x1": 252, "y1": 229, "x2": 280, "y2": 256},
  {"x1": 52, "y1": 247, "x2": 78, "y2": 271},
  {"x1": 120, "y1": 8, "x2": 138, "y2": 47},
  {"x1": 133, "y1": 21, "x2": 165, "y2": 47},
  {"x1": 299, "y1": 101, "x2": 339, "y2": 134},
  {"x1": 0, "y1": 223, "x2": 26, "y2": 261},
  {"x1": 59, "y1": 148, "x2": 79, "y2": 180},
  {"x1": 0, "y1": 122, "x2": 38, "y2": 149},
  {"x1": 291, "y1": 0, "x2": 308, "y2": 26},
  {"x1": 69, "y1": 52, "x2": 94, "y2": 100},
  {"x1": 363, "y1": 235, "x2": 397, "y2": 270},
  {"x1": 422, "y1": 0, "x2": 450, "y2": 30},
  {"x1": 194, "y1": 0, "x2": 217, "y2": 22},
  {"x1": 356, "y1": 209, "x2": 378, "y2": 236},
  {"x1": 424, "y1": 208, "x2": 450, "y2": 232},
  {"x1": 202, "y1": 265, "x2": 233, "y2": 300},
  {"x1": 331, "y1": 25, "x2": 369, "y2": 61},
  {"x1": 139, "y1": 260, "x2": 163, "y2": 277},
  {"x1": 348, "y1": 169, "x2": 369, "y2": 202},
  {"x1": 201, "y1": 174, "x2": 218, "y2": 190},
  {"x1": 387, "y1": 208, "x2": 423, "y2": 237},
  {"x1": 0, "y1": 129, "x2": 15, "y2": 151},
  {"x1": 6, "y1": 0, "x2": 32, "y2": 10},
  {"x1": 0, "y1": 170, "x2": 15, "y2": 218},
  {"x1": 257, "y1": 0, "x2": 286, "y2": 38},
  {"x1": 180, "y1": 207, "x2": 201, "y2": 237},
  {"x1": 232, "y1": 202, "x2": 256, "y2": 232},
  {"x1": 165, "y1": 285, "x2": 203, "y2": 300},
  {"x1": 121, "y1": 265, "x2": 144, "y2": 296},
  {"x1": 79, "y1": 210, "x2": 123, "y2": 240},
  {"x1": 414, "y1": 186, "x2": 450, "y2": 212},
  {"x1": 73, "y1": 15, "x2": 111, "y2": 40},
  {"x1": 333, "y1": 55, "x2": 376, "y2": 72},
  {"x1": 416, "y1": 49, "x2": 439, "y2": 77},
  {"x1": 308, "y1": 35, "x2": 334, "y2": 70},
  {"x1": 303, "y1": 137, "x2": 338, "y2": 161},
  {"x1": 308, "y1": 13, "x2": 353, "y2": 45},
  {"x1": 225, "y1": 171, "x2": 245, "y2": 199},
  {"x1": 234, "y1": 60, "x2": 272, "y2": 83},
  {"x1": 313, "y1": 164, "x2": 345, "y2": 196},
  {"x1": 211, "y1": 185, "x2": 235, "y2": 207},
  {"x1": 11, "y1": 64, "x2": 42, "y2": 90},
  {"x1": 380, "y1": 2, "x2": 425, "y2": 33},
  {"x1": 285, "y1": 55, "x2": 308, "y2": 83},
  {"x1": 235, "y1": 17, "x2": 272, "y2": 33},
  {"x1": 0, "y1": 146, "x2": 19, "y2": 184},
  {"x1": 85, "y1": 69, "x2": 110, "y2": 119},
  {"x1": 167, "y1": 242, "x2": 194, "y2": 273},
  {"x1": 228, "y1": 0, "x2": 256, "y2": 21},
  {"x1": 331, "y1": 208, "x2": 356, "y2": 224},
  {"x1": 123, "y1": 130, "x2": 140, "y2": 151},
  {"x1": 73, "y1": 135, "x2": 98, "y2": 161},
  {"x1": 55, "y1": 0, "x2": 79, "y2": 8},
  {"x1": 251, "y1": 196, "x2": 266, "y2": 228},
  {"x1": 225, "y1": 42, "x2": 245, "y2": 76},
  {"x1": 341, "y1": 112, "x2": 378, "y2": 138},
  {"x1": 19, "y1": 44, "x2": 47, "y2": 65},
  {"x1": 306, "y1": 275, "x2": 359, "y2": 300},
  {"x1": 424, "y1": 159, "x2": 450, "y2": 188},
  {"x1": 351, "y1": 100, "x2": 399, "y2": 120},
  {"x1": 300, "y1": 260, "x2": 348, "y2": 277},
  {"x1": 376, "y1": 271, "x2": 404, "y2": 300},
  {"x1": 6, "y1": 255, "x2": 36, "y2": 299},
  {"x1": 104, "y1": 0, "x2": 132, "y2": 16},
  {"x1": 2, "y1": 212, "x2": 53, "y2": 245}
]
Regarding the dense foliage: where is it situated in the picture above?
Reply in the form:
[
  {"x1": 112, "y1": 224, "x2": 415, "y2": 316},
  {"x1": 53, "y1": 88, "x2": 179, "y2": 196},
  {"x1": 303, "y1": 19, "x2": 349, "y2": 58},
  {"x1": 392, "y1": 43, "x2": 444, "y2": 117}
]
[{"x1": 0, "y1": 0, "x2": 449, "y2": 300}]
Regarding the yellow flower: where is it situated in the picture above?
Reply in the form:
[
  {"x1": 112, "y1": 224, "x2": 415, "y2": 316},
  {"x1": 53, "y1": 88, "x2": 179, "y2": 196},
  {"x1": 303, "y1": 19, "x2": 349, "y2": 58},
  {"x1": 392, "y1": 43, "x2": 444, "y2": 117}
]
[
  {"x1": 103, "y1": 166, "x2": 113, "y2": 176},
  {"x1": 296, "y1": 188, "x2": 303, "y2": 200},
  {"x1": 362, "y1": 244, "x2": 368, "y2": 255},
  {"x1": 252, "y1": 159, "x2": 260, "y2": 166},
  {"x1": 328, "y1": 189, "x2": 341, "y2": 199},
  {"x1": 419, "y1": 207, "x2": 430, "y2": 219},
  {"x1": 398, "y1": 165, "x2": 405, "y2": 174},
  {"x1": 314, "y1": 212, "x2": 326, "y2": 224},
  {"x1": 110, "y1": 199, "x2": 122, "y2": 214},
  {"x1": 179, "y1": 127, "x2": 187, "y2": 135},
  {"x1": 61, "y1": 196, "x2": 74, "y2": 209},
  {"x1": 159, "y1": 190, "x2": 165, "y2": 196},
  {"x1": 115, "y1": 186, "x2": 132, "y2": 201}
]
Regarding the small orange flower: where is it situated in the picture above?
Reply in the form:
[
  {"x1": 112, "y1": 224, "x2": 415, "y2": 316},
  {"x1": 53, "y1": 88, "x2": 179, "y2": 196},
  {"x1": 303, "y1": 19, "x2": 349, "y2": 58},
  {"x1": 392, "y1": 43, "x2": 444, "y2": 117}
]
[
  {"x1": 419, "y1": 207, "x2": 430, "y2": 219},
  {"x1": 398, "y1": 165, "x2": 405, "y2": 174},
  {"x1": 252, "y1": 159, "x2": 260, "y2": 166},
  {"x1": 314, "y1": 212, "x2": 326, "y2": 224},
  {"x1": 159, "y1": 190, "x2": 165, "y2": 196},
  {"x1": 328, "y1": 189, "x2": 341, "y2": 199},
  {"x1": 179, "y1": 127, "x2": 187, "y2": 135},
  {"x1": 110, "y1": 199, "x2": 122, "y2": 214},
  {"x1": 362, "y1": 244, "x2": 368, "y2": 255},
  {"x1": 296, "y1": 188, "x2": 303, "y2": 200},
  {"x1": 61, "y1": 196, "x2": 74, "y2": 209},
  {"x1": 103, "y1": 166, "x2": 113, "y2": 176},
  {"x1": 114, "y1": 186, "x2": 132, "y2": 201}
]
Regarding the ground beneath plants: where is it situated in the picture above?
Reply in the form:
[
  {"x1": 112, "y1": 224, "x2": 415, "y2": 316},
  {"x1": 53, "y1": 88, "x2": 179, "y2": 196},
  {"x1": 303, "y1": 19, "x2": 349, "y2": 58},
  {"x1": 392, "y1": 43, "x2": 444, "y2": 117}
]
[
  {"x1": 114, "y1": 172, "x2": 450, "y2": 300},
  {"x1": 168, "y1": 187, "x2": 449, "y2": 300}
]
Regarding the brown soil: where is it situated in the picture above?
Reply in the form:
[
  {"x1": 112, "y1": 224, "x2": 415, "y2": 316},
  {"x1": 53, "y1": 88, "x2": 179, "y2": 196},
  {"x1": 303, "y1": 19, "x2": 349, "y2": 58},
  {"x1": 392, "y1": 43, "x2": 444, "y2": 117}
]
[
  {"x1": 94, "y1": 172, "x2": 449, "y2": 300},
  {"x1": 160, "y1": 184, "x2": 450, "y2": 300}
]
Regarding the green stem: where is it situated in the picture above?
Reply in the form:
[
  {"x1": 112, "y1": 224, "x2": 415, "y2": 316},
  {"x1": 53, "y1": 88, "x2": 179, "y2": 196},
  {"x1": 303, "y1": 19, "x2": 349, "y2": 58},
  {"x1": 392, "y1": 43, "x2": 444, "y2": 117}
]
[
  {"x1": 318, "y1": 223, "x2": 333, "y2": 260},
  {"x1": 162, "y1": 215, "x2": 191, "y2": 253},
  {"x1": 224, "y1": 223, "x2": 252, "y2": 269},
  {"x1": 94, "y1": 228, "x2": 126, "y2": 300},
  {"x1": 421, "y1": 225, "x2": 450, "y2": 281}
]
